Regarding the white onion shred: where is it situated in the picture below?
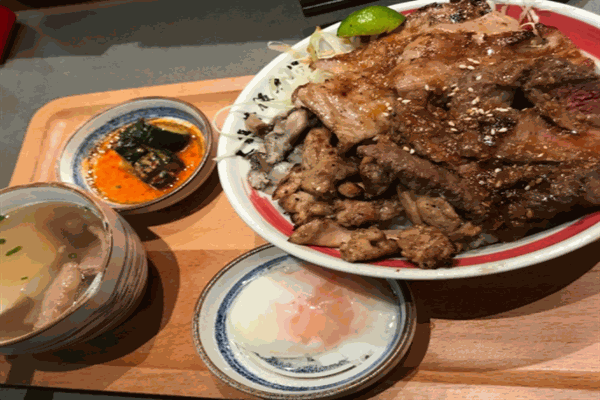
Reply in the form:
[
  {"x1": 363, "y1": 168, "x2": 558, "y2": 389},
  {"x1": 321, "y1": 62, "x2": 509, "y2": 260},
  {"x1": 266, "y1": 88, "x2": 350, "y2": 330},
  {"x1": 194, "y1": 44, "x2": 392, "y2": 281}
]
[{"x1": 306, "y1": 27, "x2": 357, "y2": 61}]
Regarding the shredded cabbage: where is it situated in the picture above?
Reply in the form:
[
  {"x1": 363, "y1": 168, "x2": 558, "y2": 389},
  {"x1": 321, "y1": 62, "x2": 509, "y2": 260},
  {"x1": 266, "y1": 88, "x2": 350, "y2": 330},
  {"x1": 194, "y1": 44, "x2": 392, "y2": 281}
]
[{"x1": 214, "y1": 27, "x2": 356, "y2": 162}]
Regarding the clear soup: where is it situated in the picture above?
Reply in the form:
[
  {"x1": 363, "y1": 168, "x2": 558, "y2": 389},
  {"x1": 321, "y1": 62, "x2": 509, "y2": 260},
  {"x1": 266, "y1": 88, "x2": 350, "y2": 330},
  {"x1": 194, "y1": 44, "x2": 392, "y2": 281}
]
[{"x1": 0, "y1": 202, "x2": 108, "y2": 341}]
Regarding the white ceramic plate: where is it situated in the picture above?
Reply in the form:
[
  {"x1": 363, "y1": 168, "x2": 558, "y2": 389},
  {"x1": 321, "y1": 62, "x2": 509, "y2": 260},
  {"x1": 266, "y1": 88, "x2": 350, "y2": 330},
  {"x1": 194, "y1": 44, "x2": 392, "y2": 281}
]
[
  {"x1": 192, "y1": 245, "x2": 416, "y2": 399},
  {"x1": 217, "y1": 0, "x2": 600, "y2": 280}
]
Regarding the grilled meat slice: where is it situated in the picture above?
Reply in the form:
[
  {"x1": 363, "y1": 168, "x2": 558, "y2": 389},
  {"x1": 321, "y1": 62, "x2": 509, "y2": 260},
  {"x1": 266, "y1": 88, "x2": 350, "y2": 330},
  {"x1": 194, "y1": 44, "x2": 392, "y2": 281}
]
[
  {"x1": 334, "y1": 198, "x2": 403, "y2": 228},
  {"x1": 300, "y1": 127, "x2": 358, "y2": 198},
  {"x1": 360, "y1": 156, "x2": 396, "y2": 196},
  {"x1": 278, "y1": 191, "x2": 335, "y2": 226},
  {"x1": 386, "y1": 225, "x2": 456, "y2": 269},
  {"x1": 495, "y1": 109, "x2": 600, "y2": 163},
  {"x1": 313, "y1": 0, "x2": 493, "y2": 76},
  {"x1": 263, "y1": 108, "x2": 314, "y2": 165},
  {"x1": 358, "y1": 139, "x2": 490, "y2": 217},
  {"x1": 293, "y1": 79, "x2": 398, "y2": 151},
  {"x1": 337, "y1": 181, "x2": 364, "y2": 198},
  {"x1": 289, "y1": 219, "x2": 352, "y2": 248},
  {"x1": 272, "y1": 164, "x2": 303, "y2": 200},
  {"x1": 339, "y1": 227, "x2": 400, "y2": 263}
]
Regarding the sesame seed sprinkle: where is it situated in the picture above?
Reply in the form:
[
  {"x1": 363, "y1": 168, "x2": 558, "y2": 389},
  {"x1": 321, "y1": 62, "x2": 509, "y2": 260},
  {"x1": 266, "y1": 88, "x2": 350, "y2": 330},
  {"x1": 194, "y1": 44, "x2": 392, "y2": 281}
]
[
  {"x1": 409, "y1": 149, "x2": 415, "y2": 154},
  {"x1": 402, "y1": 99, "x2": 411, "y2": 104},
  {"x1": 472, "y1": 97, "x2": 480, "y2": 105},
  {"x1": 467, "y1": 58, "x2": 480, "y2": 64},
  {"x1": 476, "y1": 75, "x2": 482, "y2": 81},
  {"x1": 494, "y1": 168, "x2": 502, "y2": 173},
  {"x1": 467, "y1": 65, "x2": 475, "y2": 70},
  {"x1": 498, "y1": 127, "x2": 508, "y2": 132},
  {"x1": 448, "y1": 121, "x2": 455, "y2": 126},
  {"x1": 468, "y1": 87, "x2": 474, "y2": 93},
  {"x1": 403, "y1": 146, "x2": 410, "y2": 151},
  {"x1": 459, "y1": 64, "x2": 467, "y2": 69}
]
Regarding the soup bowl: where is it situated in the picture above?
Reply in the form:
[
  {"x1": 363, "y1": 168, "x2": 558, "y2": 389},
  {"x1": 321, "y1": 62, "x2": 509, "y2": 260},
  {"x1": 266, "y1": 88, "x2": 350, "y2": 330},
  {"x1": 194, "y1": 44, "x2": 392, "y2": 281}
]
[{"x1": 0, "y1": 182, "x2": 148, "y2": 355}]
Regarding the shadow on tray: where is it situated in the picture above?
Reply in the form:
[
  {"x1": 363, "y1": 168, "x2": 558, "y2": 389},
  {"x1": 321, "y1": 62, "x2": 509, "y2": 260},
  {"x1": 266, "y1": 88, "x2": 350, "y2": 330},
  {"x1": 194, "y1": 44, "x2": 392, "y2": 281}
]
[
  {"x1": 409, "y1": 239, "x2": 599, "y2": 320},
  {"x1": 3, "y1": 248, "x2": 180, "y2": 386},
  {"x1": 125, "y1": 168, "x2": 222, "y2": 240}
]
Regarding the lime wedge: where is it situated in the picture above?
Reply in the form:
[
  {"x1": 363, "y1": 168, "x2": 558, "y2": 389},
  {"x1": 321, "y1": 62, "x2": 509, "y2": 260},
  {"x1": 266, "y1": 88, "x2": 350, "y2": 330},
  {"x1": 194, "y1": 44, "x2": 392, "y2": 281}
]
[{"x1": 337, "y1": 5, "x2": 406, "y2": 37}]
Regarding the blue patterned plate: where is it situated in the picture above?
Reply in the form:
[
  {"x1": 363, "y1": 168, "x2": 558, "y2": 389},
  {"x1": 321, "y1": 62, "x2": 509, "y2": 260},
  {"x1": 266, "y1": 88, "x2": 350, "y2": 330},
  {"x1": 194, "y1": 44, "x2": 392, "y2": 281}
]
[
  {"x1": 192, "y1": 245, "x2": 416, "y2": 399},
  {"x1": 57, "y1": 97, "x2": 216, "y2": 215}
]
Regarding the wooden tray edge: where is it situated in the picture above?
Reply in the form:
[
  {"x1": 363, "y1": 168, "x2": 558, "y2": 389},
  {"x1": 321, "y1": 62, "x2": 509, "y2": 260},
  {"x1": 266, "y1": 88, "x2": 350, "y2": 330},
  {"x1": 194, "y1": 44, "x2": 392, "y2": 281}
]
[{"x1": 9, "y1": 75, "x2": 254, "y2": 186}]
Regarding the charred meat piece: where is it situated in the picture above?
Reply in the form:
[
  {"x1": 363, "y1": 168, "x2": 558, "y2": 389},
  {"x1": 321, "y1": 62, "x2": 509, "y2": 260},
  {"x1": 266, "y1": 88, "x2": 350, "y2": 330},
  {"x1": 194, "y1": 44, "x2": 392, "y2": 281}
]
[
  {"x1": 397, "y1": 187, "x2": 423, "y2": 225},
  {"x1": 360, "y1": 157, "x2": 396, "y2": 196},
  {"x1": 416, "y1": 196, "x2": 462, "y2": 234},
  {"x1": 358, "y1": 139, "x2": 490, "y2": 217},
  {"x1": 293, "y1": 79, "x2": 398, "y2": 151},
  {"x1": 337, "y1": 181, "x2": 365, "y2": 198},
  {"x1": 263, "y1": 108, "x2": 314, "y2": 165},
  {"x1": 300, "y1": 127, "x2": 358, "y2": 198},
  {"x1": 495, "y1": 109, "x2": 600, "y2": 163},
  {"x1": 289, "y1": 219, "x2": 352, "y2": 247},
  {"x1": 273, "y1": 164, "x2": 304, "y2": 200},
  {"x1": 279, "y1": 191, "x2": 335, "y2": 226},
  {"x1": 386, "y1": 225, "x2": 456, "y2": 269},
  {"x1": 244, "y1": 114, "x2": 269, "y2": 138},
  {"x1": 339, "y1": 227, "x2": 400, "y2": 263},
  {"x1": 334, "y1": 198, "x2": 403, "y2": 227}
]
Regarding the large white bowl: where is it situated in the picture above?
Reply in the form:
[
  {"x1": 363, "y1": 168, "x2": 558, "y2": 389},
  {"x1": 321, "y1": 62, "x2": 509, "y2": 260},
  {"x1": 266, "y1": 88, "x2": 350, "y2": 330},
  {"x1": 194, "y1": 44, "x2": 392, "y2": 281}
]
[{"x1": 217, "y1": 0, "x2": 600, "y2": 280}]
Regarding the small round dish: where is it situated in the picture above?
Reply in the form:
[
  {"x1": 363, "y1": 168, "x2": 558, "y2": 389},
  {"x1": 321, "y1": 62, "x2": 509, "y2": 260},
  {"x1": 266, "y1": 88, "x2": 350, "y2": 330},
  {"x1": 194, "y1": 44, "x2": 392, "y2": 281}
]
[
  {"x1": 192, "y1": 245, "x2": 416, "y2": 400},
  {"x1": 58, "y1": 97, "x2": 216, "y2": 215}
]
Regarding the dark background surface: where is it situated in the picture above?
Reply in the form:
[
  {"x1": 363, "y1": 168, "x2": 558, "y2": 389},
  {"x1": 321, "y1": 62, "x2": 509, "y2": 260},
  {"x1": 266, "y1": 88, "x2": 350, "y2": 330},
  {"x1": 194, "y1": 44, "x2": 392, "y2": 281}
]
[{"x1": 0, "y1": 0, "x2": 598, "y2": 399}]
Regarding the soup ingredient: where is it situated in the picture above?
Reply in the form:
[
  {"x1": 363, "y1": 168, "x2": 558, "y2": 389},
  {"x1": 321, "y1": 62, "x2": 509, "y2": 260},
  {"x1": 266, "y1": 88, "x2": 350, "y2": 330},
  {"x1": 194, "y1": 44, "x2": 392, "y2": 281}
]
[
  {"x1": 86, "y1": 118, "x2": 205, "y2": 204},
  {"x1": 33, "y1": 262, "x2": 80, "y2": 330},
  {"x1": 0, "y1": 238, "x2": 6, "y2": 244},
  {"x1": 337, "y1": 5, "x2": 406, "y2": 37},
  {"x1": 0, "y1": 202, "x2": 108, "y2": 341}
]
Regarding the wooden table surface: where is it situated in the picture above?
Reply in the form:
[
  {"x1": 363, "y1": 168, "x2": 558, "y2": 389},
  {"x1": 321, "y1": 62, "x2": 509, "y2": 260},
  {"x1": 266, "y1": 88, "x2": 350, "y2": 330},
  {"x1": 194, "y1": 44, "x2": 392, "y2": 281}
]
[{"x1": 1, "y1": 76, "x2": 598, "y2": 400}]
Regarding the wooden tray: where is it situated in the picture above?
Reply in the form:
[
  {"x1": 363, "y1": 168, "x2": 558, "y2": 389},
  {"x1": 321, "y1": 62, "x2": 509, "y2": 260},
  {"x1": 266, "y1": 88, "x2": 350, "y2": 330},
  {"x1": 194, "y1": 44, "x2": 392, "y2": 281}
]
[{"x1": 1, "y1": 76, "x2": 598, "y2": 400}]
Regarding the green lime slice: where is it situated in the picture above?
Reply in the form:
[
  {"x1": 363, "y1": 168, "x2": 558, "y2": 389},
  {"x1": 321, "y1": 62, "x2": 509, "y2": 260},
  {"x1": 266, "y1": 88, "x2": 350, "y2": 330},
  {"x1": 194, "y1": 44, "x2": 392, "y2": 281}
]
[{"x1": 337, "y1": 5, "x2": 406, "y2": 38}]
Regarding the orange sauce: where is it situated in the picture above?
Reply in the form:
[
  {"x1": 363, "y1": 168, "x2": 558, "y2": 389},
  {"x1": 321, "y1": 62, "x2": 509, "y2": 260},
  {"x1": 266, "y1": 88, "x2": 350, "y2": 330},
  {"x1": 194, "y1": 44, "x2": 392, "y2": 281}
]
[{"x1": 85, "y1": 119, "x2": 205, "y2": 204}]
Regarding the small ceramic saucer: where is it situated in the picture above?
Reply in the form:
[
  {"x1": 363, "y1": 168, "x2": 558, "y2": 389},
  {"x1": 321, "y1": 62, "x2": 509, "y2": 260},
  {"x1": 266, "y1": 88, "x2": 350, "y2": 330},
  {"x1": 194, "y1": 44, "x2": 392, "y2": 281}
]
[
  {"x1": 57, "y1": 97, "x2": 216, "y2": 215},
  {"x1": 192, "y1": 245, "x2": 416, "y2": 400}
]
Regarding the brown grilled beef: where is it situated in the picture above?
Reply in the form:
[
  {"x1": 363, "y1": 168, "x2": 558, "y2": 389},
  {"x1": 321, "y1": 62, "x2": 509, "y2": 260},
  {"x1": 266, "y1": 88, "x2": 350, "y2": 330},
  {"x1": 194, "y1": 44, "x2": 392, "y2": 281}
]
[{"x1": 272, "y1": 0, "x2": 600, "y2": 267}]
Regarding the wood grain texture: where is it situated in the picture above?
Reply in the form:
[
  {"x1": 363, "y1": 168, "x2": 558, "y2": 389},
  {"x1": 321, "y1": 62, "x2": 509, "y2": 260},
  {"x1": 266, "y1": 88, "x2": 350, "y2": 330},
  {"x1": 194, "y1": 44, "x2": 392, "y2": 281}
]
[{"x1": 1, "y1": 76, "x2": 598, "y2": 399}]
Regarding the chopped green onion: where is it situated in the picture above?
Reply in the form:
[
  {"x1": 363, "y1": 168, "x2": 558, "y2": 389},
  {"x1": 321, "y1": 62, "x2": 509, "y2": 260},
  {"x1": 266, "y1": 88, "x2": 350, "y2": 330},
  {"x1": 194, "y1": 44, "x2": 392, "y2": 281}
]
[
  {"x1": 0, "y1": 215, "x2": 5, "y2": 222},
  {"x1": 6, "y1": 246, "x2": 22, "y2": 256},
  {"x1": 0, "y1": 238, "x2": 5, "y2": 245},
  {"x1": 69, "y1": 253, "x2": 77, "y2": 259},
  {"x1": 21, "y1": 276, "x2": 28, "y2": 281}
]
